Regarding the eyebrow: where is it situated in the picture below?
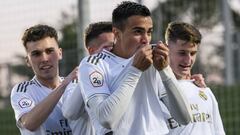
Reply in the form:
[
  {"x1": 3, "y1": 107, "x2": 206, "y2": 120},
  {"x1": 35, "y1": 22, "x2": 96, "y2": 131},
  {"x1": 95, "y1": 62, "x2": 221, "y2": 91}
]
[
  {"x1": 132, "y1": 27, "x2": 145, "y2": 30},
  {"x1": 30, "y1": 47, "x2": 55, "y2": 54},
  {"x1": 132, "y1": 26, "x2": 153, "y2": 31}
]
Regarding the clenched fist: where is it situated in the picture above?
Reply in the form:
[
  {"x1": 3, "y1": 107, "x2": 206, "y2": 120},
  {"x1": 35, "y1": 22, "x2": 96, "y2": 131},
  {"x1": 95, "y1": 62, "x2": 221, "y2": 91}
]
[
  {"x1": 153, "y1": 41, "x2": 169, "y2": 71},
  {"x1": 132, "y1": 45, "x2": 153, "y2": 71}
]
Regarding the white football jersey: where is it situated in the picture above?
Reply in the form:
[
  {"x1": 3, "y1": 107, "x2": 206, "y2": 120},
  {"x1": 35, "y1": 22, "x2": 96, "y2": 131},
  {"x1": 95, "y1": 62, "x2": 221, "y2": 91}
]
[
  {"x1": 162, "y1": 80, "x2": 225, "y2": 135},
  {"x1": 79, "y1": 50, "x2": 169, "y2": 135},
  {"x1": 10, "y1": 76, "x2": 72, "y2": 135},
  {"x1": 62, "y1": 82, "x2": 95, "y2": 135}
]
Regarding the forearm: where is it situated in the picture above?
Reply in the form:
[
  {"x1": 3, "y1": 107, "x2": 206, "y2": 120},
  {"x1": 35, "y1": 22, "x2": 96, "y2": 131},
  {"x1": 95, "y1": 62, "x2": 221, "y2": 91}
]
[
  {"x1": 20, "y1": 84, "x2": 66, "y2": 131},
  {"x1": 88, "y1": 66, "x2": 142, "y2": 129},
  {"x1": 159, "y1": 66, "x2": 191, "y2": 125},
  {"x1": 62, "y1": 84, "x2": 85, "y2": 120}
]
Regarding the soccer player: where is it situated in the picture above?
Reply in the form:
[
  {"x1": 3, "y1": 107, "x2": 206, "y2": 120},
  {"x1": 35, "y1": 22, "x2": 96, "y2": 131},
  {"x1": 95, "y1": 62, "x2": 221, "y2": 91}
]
[
  {"x1": 78, "y1": 1, "x2": 191, "y2": 135},
  {"x1": 62, "y1": 21, "x2": 114, "y2": 135},
  {"x1": 163, "y1": 21, "x2": 225, "y2": 135},
  {"x1": 10, "y1": 24, "x2": 77, "y2": 134}
]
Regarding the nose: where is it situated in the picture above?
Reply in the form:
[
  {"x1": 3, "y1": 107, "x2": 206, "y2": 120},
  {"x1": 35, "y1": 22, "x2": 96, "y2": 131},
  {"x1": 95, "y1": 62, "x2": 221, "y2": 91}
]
[
  {"x1": 41, "y1": 52, "x2": 49, "y2": 62},
  {"x1": 141, "y1": 33, "x2": 151, "y2": 45},
  {"x1": 184, "y1": 54, "x2": 192, "y2": 64}
]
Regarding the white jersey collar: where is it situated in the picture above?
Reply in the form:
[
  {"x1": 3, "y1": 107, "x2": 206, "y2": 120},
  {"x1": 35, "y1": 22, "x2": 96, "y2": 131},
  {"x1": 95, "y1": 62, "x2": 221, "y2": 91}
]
[{"x1": 32, "y1": 76, "x2": 64, "y2": 88}]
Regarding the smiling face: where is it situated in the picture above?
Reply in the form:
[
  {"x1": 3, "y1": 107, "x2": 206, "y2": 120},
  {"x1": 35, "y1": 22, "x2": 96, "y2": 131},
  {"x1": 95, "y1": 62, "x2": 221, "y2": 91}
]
[
  {"x1": 25, "y1": 37, "x2": 62, "y2": 82},
  {"x1": 168, "y1": 39, "x2": 198, "y2": 80},
  {"x1": 113, "y1": 15, "x2": 153, "y2": 58}
]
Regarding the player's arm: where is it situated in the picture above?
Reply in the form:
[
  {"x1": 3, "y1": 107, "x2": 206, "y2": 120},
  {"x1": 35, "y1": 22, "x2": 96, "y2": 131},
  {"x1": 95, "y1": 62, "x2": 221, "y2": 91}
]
[
  {"x1": 153, "y1": 42, "x2": 191, "y2": 125},
  {"x1": 159, "y1": 66, "x2": 191, "y2": 124},
  {"x1": 19, "y1": 68, "x2": 78, "y2": 131},
  {"x1": 87, "y1": 66, "x2": 142, "y2": 129},
  {"x1": 62, "y1": 83, "x2": 85, "y2": 120},
  {"x1": 81, "y1": 45, "x2": 152, "y2": 129}
]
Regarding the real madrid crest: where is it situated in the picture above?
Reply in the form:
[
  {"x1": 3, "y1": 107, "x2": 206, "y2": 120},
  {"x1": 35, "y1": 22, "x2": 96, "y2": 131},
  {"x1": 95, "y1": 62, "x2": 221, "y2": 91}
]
[{"x1": 199, "y1": 90, "x2": 208, "y2": 101}]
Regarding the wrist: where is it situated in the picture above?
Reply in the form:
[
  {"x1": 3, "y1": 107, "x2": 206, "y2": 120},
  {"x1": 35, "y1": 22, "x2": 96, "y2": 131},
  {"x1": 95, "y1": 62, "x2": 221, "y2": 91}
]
[{"x1": 159, "y1": 66, "x2": 176, "y2": 81}]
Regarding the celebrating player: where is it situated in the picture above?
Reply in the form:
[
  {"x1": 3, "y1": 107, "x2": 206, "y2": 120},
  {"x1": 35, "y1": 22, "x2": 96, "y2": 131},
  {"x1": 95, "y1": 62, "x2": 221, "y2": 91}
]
[
  {"x1": 78, "y1": 1, "x2": 191, "y2": 135},
  {"x1": 62, "y1": 21, "x2": 114, "y2": 135},
  {"x1": 10, "y1": 24, "x2": 77, "y2": 134},
  {"x1": 163, "y1": 21, "x2": 225, "y2": 135}
]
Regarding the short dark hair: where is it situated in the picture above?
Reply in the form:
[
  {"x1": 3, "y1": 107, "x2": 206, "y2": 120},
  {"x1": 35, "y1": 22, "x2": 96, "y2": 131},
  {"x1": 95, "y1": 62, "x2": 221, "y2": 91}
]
[
  {"x1": 112, "y1": 1, "x2": 151, "y2": 30},
  {"x1": 85, "y1": 21, "x2": 112, "y2": 48},
  {"x1": 22, "y1": 24, "x2": 58, "y2": 49},
  {"x1": 165, "y1": 22, "x2": 202, "y2": 44}
]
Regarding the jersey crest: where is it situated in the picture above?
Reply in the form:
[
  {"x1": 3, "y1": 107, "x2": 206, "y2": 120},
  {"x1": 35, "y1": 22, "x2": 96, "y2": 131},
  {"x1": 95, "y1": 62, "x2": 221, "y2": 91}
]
[
  {"x1": 18, "y1": 97, "x2": 32, "y2": 108},
  {"x1": 89, "y1": 71, "x2": 103, "y2": 87},
  {"x1": 199, "y1": 90, "x2": 208, "y2": 101}
]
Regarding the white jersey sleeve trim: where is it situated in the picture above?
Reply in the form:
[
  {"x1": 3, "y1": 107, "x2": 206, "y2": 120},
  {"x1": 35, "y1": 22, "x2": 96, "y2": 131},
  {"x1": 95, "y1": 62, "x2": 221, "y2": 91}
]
[{"x1": 10, "y1": 84, "x2": 35, "y2": 124}]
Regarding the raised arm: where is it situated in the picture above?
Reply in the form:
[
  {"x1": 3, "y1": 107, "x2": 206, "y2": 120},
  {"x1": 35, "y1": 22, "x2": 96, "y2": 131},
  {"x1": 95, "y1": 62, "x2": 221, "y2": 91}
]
[
  {"x1": 153, "y1": 42, "x2": 191, "y2": 125},
  {"x1": 80, "y1": 45, "x2": 152, "y2": 129},
  {"x1": 159, "y1": 66, "x2": 191, "y2": 124},
  {"x1": 19, "y1": 68, "x2": 78, "y2": 131}
]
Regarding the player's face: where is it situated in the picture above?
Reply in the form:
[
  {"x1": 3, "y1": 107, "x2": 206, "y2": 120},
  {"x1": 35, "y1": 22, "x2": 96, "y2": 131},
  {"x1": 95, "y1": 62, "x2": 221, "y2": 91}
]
[
  {"x1": 113, "y1": 15, "x2": 153, "y2": 58},
  {"x1": 25, "y1": 37, "x2": 62, "y2": 81},
  {"x1": 168, "y1": 39, "x2": 198, "y2": 80},
  {"x1": 88, "y1": 32, "x2": 114, "y2": 55}
]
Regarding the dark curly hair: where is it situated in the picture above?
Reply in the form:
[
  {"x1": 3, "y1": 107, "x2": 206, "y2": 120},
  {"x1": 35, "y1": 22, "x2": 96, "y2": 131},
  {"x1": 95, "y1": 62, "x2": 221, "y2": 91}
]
[{"x1": 22, "y1": 24, "x2": 58, "y2": 49}]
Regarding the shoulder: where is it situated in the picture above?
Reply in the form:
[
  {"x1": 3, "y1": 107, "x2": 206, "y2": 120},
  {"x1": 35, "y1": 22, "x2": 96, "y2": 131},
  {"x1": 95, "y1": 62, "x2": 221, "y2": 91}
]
[
  {"x1": 11, "y1": 79, "x2": 41, "y2": 94},
  {"x1": 12, "y1": 79, "x2": 42, "y2": 94},
  {"x1": 10, "y1": 80, "x2": 39, "y2": 108},
  {"x1": 81, "y1": 51, "x2": 113, "y2": 66}
]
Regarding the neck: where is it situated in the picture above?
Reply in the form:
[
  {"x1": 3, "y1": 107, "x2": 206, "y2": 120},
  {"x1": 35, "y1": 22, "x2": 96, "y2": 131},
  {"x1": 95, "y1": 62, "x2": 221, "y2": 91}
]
[
  {"x1": 111, "y1": 43, "x2": 129, "y2": 59},
  {"x1": 37, "y1": 76, "x2": 60, "y2": 90},
  {"x1": 175, "y1": 73, "x2": 191, "y2": 80}
]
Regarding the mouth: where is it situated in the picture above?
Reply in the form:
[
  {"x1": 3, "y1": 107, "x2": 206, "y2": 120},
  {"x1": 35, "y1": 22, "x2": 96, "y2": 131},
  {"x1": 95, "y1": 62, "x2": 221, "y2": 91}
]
[
  {"x1": 179, "y1": 64, "x2": 191, "y2": 70},
  {"x1": 40, "y1": 65, "x2": 52, "y2": 71}
]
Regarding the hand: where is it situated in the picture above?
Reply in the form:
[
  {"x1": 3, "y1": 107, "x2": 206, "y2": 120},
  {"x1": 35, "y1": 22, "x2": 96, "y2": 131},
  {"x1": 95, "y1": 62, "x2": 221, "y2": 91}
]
[
  {"x1": 191, "y1": 74, "x2": 206, "y2": 88},
  {"x1": 153, "y1": 41, "x2": 169, "y2": 71},
  {"x1": 61, "y1": 67, "x2": 78, "y2": 86},
  {"x1": 132, "y1": 45, "x2": 153, "y2": 71}
]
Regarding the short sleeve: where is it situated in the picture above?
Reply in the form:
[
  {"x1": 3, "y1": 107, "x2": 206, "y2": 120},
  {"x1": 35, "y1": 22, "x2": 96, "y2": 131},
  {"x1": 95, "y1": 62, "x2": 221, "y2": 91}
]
[
  {"x1": 10, "y1": 84, "x2": 35, "y2": 123},
  {"x1": 78, "y1": 58, "x2": 110, "y2": 104}
]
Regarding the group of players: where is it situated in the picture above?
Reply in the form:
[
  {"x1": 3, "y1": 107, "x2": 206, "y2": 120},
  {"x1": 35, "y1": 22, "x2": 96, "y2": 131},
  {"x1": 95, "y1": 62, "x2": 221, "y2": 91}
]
[{"x1": 10, "y1": 1, "x2": 225, "y2": 135}]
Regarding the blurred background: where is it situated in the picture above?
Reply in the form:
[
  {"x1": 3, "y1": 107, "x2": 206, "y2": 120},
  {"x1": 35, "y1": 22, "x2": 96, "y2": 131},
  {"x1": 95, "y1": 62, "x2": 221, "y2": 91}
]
[{"x1": 0, "y1": 0, "x2": 239, "y2": 134}]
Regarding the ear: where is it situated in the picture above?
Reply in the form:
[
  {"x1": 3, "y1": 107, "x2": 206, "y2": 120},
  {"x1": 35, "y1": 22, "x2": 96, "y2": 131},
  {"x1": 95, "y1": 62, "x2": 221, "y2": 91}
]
[
  {"x1": 87, "y1": 46, "x2": 96, "y2": 55},
  {"x1": 58, "y1": 48, "x2": 63, "y2": 60},
  {"x1": 112, "y1": 27, "x2": 120, "y2": 40},
  {"x1": 25, "y1": 56, "x2": 31, "y2": 67},
  {"x1": 87, "y1": 47, "x2": 93, "y2": 54}
]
